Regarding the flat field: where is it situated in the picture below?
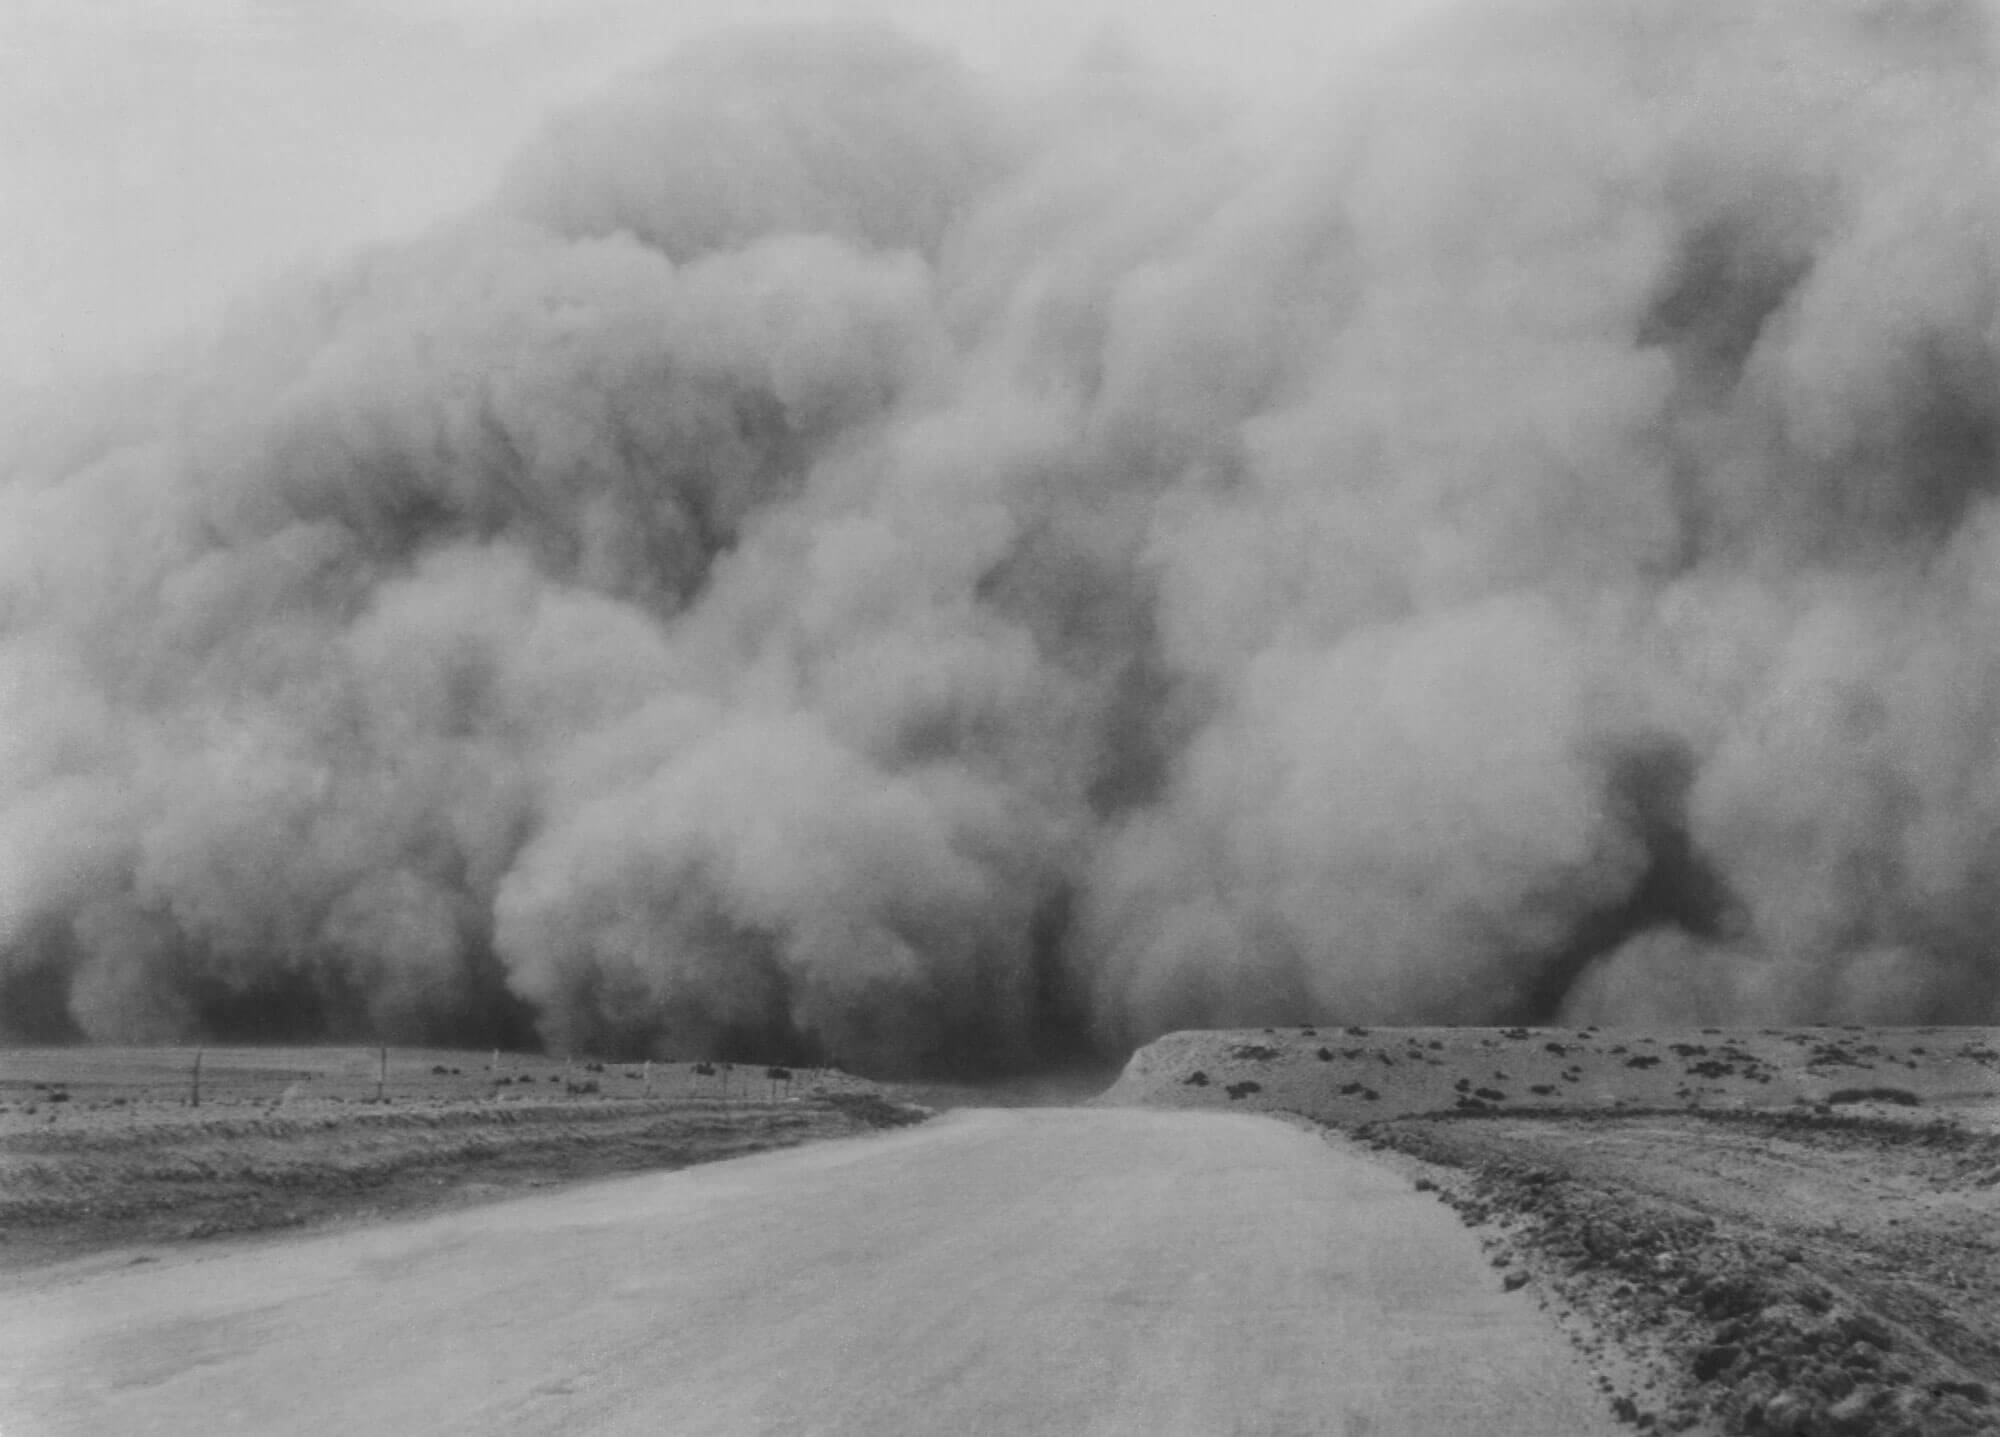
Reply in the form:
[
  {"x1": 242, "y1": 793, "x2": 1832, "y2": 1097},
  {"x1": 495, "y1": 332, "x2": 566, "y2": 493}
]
[
  {"x1": 1108, "y1": 1024, "x2": 2000, "y2": 1437},
  {"x1": 0, "y1": 1045, "x2": 925, "y2": 1272}
]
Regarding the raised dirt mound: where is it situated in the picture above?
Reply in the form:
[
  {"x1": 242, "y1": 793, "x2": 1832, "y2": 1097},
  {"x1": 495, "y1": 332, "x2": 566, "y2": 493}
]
[{"x1": 1103, "y1": 1024, "x2": 2000, "y2": 1126}]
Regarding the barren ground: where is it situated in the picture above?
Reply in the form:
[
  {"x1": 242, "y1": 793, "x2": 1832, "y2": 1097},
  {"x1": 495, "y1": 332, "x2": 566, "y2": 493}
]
[
  {"x1": 11, "y1": 1031, "x2": 2000, "y2": 1434},
  {"x1": 1106, "y1": 1024, "x2": 2000, "y2": 1435},
  {"x1": 2, "y1": 1108, "x2": 1618, "y2": 1437},
  {"x1": 0, "y1": 1045, "x2": 925, "y2": 1271}
]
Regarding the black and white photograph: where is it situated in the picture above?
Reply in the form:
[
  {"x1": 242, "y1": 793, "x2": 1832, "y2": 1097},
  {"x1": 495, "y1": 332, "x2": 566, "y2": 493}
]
[{"x1": 4, "y1": 2, "x2": 2000, "y2": 1432}]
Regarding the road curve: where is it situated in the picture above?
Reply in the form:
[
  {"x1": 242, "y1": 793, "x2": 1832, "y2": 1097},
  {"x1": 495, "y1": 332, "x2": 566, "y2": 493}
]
[{"x1": 1, "y1": 1108, "x2": 1616, "y2": 1437}]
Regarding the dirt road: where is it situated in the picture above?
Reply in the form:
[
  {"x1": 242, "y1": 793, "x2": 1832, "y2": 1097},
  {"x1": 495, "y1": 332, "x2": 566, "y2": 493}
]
[{"x1": 0, "y1": 1108, "x2": 1614, "y2": 1437}]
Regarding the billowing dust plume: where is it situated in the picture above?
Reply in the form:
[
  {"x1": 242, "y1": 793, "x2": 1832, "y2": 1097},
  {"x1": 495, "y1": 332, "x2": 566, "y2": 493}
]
[{"x1": 7, "y1": 2, "x2": 2000, "y2": 1071}]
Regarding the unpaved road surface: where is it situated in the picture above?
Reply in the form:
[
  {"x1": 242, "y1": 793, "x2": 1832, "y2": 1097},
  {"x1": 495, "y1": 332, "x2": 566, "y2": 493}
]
[{"x1": 0, "y1": 1108, "x2": 1615, "y2": 1437}]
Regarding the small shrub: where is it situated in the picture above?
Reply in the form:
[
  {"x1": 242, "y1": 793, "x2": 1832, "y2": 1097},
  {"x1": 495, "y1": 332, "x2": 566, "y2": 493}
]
[
  {"x1": 1225, "y1": 1080, "x2": 1263, "y2": 1101},
  {"x1": 1183, "y1": 1071, "x2": 1210, "y2": 1086},
  {"x1": 1316, "y1": 1047, "x2": 1334, "y2": 1061}
]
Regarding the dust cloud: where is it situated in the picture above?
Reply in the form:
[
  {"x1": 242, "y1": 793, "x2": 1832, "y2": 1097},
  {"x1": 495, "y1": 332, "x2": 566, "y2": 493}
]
[{"x1": 6, "y1": 0, "x2": 2000, "y2": 1071}]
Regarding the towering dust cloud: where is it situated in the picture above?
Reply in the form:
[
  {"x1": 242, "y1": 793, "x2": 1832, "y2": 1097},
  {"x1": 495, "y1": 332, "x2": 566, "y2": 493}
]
[{"x1": 6, "y1": 1, "x2": 2000, "y2": 1072}]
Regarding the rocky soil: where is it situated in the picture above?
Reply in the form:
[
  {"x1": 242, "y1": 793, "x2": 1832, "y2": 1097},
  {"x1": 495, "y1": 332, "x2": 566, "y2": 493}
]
[{"x1": 1108, "y1": 1025, "x2": 2000, "y2": 1436}]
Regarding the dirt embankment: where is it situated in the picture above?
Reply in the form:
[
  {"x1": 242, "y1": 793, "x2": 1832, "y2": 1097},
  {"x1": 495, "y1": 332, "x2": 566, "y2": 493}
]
[
  {"x1": 1109, "y1": 1025, "x2": 2000, "y2": 1436},
  {"x1": 0, "y1": 1046, "x2": 927, "y2": 1271}
]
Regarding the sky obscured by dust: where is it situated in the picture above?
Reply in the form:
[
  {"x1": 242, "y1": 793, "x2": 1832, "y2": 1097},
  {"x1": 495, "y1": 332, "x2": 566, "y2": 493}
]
[{"x1": 5, "y1": 0, "x2": 2000, "y2": 1071}]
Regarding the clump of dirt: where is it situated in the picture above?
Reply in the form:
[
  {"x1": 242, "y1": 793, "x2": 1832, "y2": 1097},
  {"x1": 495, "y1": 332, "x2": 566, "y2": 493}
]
[{"x1": 1826, "y1": 1086, "x2": 1921, "y2": 1107}]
